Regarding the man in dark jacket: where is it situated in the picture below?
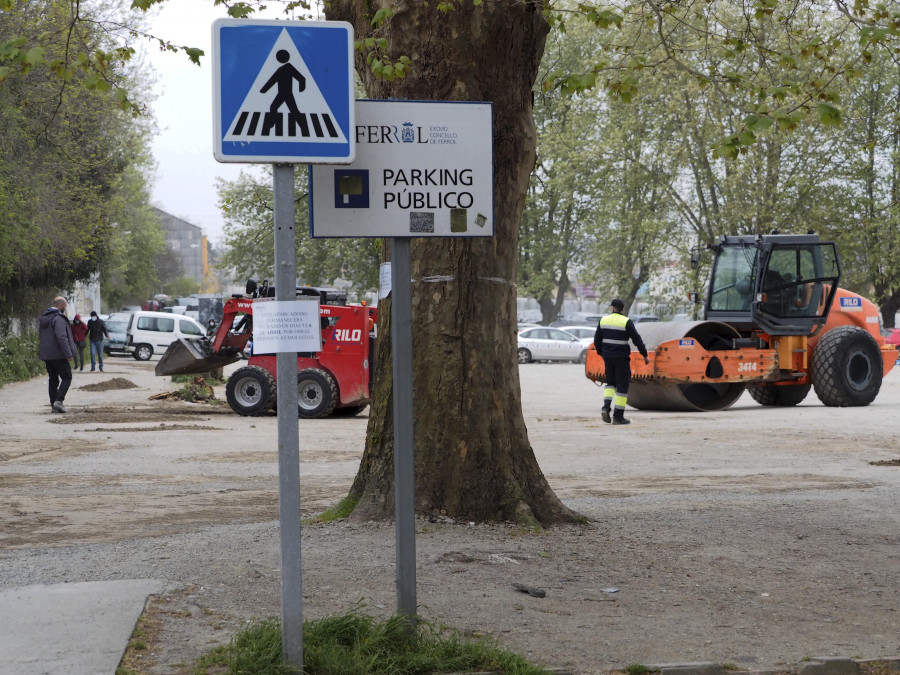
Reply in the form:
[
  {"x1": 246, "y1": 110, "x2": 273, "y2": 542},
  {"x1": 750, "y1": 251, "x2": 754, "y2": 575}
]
[
  {"x1": 86, "y1": 310, "x2": 110, "y2": 372},
  {"x1": 38, "y1": 296, "x2": 77, "y2": 413},
  {"x1": 593, "y1": 298, "x2": 650, "y2": 425}
]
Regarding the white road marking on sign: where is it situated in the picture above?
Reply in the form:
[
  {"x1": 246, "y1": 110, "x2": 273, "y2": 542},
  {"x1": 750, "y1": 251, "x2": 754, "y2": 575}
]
[{"x1": 224, "y1": 28, "x2": 347, "y2": 144}]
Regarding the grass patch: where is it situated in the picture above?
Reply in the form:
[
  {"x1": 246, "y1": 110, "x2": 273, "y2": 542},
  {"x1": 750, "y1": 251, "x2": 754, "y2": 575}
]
[
  {"x1": 194, "y1": 610, "x2": 552, "y2": 675},
  {"x1": 305, "y1": 496, "x2": 360, "y2": 524},
  {"x1": 624, "y1": 664, "x2": 653, "y2": 675},
  {"x1": 0, "y1": 332, "x2": 44, "y2": 388}
]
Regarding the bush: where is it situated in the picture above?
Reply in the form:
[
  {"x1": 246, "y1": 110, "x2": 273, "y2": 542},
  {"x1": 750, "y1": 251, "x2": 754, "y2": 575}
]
[{"x1": 0, "y1": 332, "x2": 44, "y2": 387}]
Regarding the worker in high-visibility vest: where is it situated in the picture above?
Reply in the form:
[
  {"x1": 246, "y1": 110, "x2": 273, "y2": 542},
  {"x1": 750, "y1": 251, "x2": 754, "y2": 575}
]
[{"x1": 593, "y1": 299, "x2": 649, "y2": 425}]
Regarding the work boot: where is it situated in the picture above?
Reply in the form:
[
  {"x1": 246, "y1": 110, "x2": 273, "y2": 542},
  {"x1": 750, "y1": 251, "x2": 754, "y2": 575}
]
[
  {"x1": 51, "y1": 401, "x2": 68, "y2": 414},
  {"x1": 611, "y1": 416, "x2": 630, "y2": 425},
  {"x1": 601, "y1": 410, "x2": 611, "y2": 424}
]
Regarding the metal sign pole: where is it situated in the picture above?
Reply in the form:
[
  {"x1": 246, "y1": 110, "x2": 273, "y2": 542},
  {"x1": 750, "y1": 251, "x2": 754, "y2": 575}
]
[
  {"x1": 390, "y1": 237, "x2": 417, "y2": 626},
  {"x1": 273, "y1": 163, "x2": 303, "y2": 667}
]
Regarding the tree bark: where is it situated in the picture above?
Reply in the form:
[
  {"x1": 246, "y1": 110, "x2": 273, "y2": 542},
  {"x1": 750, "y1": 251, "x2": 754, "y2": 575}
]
[{"x1": 328, "y1": 0, "x2": 577, "y2": 525}]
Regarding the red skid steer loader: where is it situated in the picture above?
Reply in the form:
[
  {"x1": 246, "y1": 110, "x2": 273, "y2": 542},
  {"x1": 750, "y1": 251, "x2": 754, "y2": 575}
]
[{"x1": 156, "y1": 281, "x2": 377, "y2": 418}]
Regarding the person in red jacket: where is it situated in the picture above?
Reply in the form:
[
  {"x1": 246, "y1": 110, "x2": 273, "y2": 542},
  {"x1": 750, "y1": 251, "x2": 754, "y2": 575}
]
[{"x1": 71, "y1": 314, "x2": 88, "y2": 371}]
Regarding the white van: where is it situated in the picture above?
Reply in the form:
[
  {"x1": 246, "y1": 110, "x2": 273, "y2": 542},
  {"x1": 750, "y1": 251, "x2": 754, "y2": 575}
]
[{"x1": 125, "y1": 311, "x2": 206, "y2": 361}]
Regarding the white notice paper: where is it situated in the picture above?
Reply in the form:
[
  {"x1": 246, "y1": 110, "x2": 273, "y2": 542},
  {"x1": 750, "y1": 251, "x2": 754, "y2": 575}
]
[
  {"x1": 379, "y1": 262, "x2": 392, "y2": 299},
  {"x1": 252, "y1": 299, "x2": 321, "y2": 353}
]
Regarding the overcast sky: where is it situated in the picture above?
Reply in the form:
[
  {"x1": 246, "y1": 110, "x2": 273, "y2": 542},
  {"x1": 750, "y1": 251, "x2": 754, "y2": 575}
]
[{"x1": 146, "y1": 0, "x2": 278, "y2": 245}]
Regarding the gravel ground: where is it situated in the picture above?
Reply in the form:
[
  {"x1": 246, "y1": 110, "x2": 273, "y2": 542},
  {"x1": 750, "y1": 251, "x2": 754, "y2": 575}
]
[{"x1": 1, "y1": 356, "x2": 898, "y2": 674}]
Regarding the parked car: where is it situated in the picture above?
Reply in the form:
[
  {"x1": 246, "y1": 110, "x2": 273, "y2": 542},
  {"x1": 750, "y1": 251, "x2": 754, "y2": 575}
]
[
  {"x1": 125, "y1": 311, "x2": 206, "y2": 361},
  {"x1": 554, "y1": 325, "x2": 596, "y2": 342},
  {"x1": 884, "y1": 328, "x2": 900, "y2": 364},
  {"x1": 517, "y1": 322, "x2": 540, "y2": 332},
  {"x1": 517, "y1": 327, "x2": 588, "y2": 364},
  {"x1": 103, "y1": 312, "x2": 132, "y2": 356}
]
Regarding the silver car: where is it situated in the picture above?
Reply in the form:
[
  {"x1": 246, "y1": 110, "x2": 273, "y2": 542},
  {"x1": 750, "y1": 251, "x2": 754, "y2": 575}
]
[
  {"x1": 517, "y1": 327, "x2": 588, "y2": 364},
  {"x1": 554, "y1": 325, "x2": 596, "y2": 342},
  {"x1": 103, "y1": 312, "x2": 132, "y2": 356}
]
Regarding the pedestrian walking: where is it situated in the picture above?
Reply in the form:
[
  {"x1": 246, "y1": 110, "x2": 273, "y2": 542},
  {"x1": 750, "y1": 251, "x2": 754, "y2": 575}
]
[
  {"x1": 593, "y1": 298, "x2": 649, "y2": 425},
  {"x1": 71, "y1": 314, "x2": 88, "y2": 371},
  {"x1": 86, "y1": 310, "x2": 110, "y2": 372},
  {"x1": 38, "y1": 296, "x2": 76, "y2": 413}
]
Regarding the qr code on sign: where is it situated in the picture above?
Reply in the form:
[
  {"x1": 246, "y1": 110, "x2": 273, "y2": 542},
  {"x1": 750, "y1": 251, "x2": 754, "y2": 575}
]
[{"x1": 409, "y1": 212, "x2": 435, "y2": 233}]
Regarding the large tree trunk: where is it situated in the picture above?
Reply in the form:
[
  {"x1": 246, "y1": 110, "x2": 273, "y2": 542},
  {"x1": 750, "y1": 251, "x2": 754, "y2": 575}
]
[{"x1": 328, "y1": 0, "x2": 577, "y2": 525}]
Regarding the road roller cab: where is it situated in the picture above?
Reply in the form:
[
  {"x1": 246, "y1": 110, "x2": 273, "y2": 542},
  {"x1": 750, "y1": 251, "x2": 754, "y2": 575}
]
[
  {"x1": 585, "y1": 233, "x2": 898, "y2": 411},
  {"x1": 705, "y1": 234, "x2": 841, "y2": 337}
]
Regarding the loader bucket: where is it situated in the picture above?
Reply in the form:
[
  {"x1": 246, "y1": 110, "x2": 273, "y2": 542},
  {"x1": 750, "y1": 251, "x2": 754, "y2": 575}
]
[
  {"x1": 155, "y1": 337, "x2": 242, "y2": 376},
  {"x1": 628, "y1": 321, "x2": 746, "y2": 412}
]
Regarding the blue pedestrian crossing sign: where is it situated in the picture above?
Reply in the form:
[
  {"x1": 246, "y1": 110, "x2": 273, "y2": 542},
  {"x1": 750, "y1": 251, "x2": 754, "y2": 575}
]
[{"x1": 212, "y1": 19, "x2": 355, "y2": 164}]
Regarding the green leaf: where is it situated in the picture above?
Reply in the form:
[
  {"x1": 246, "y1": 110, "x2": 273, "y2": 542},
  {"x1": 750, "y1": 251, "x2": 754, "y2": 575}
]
[
  {"x1": 184, "y1": 47, "x2": 204, "y2": 65},
  {"x1": 24, "y1": 46, "x2": 45, "y2": 65},
  {"x1": 745, "y1": 114, "x2": 774, "y2": 133},
  {"x1": 371, "y1": 7, "x2": 394, "y2": 26},
  {"x1": 84, "y1": 71, "x2": 103, "y2": 89},
  {"x1": 817, "y1": 102, "x2": 842, "y2": 126},
  {"x1": 227, "y1": 4, "x2": 254, "y2": 18}
]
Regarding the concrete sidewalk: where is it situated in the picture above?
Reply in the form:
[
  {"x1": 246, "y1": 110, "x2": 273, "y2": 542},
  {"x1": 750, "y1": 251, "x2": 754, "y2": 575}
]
[{"x1": 0, "y1": 579, "x2": 167, "y2": 675}]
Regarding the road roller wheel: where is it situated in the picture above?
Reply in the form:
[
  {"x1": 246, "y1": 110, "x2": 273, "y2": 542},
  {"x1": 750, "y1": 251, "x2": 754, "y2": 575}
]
[
  {"x1": 811, "y1": 326, "x2": 882, "y2": 407},
  {"x1": 747, "y1": 383, "x2": 811, "y2": 407},
  {"x1": 626, "y1": 320, "x2": 746, "y2": 412}
]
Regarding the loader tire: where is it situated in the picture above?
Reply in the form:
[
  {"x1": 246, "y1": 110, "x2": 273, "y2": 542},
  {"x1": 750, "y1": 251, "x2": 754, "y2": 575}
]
[
  {"x1": 297, "y1": 368, "x2": 338, "y2": 418},
  {"x1": 811, "y1": 326, "x2": 882, "y2": 407},
  {"x1": 226, "y1": 366, "x2": 276, "y2": 416},
  {"x1": 747, "y1": 383, "x2": 811, "y2": 407}
]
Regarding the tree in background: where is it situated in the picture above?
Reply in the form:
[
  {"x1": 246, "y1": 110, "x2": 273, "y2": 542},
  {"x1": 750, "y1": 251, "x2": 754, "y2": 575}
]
[
  {"x1": 562, "y1": 11, "x2": 868, "y2": 313},
  {"x1": 163, "y1": 275, "x2": 200, "y2": 298},
  {"x1": 518, "y1": 19, "x2": 605, "y2": 324},
  {"x1": 0, "y1": 0, "x2": 159, "y2": 320},
  {"x1": 578, "y1": 65, "x2": 685, "y2": 312},
  {"x1": 103, "y1": 166, "x2": 167, "y2": 311},
  {"x1": 217, "y1": 168, "x2": 379, "y2": 298},
  {"x1": 827, "y1": 48, "x2": 900, "y2": 326}
]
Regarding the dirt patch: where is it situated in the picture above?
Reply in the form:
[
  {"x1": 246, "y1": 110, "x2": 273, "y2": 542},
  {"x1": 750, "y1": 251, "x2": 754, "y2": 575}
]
[
  {"x1": 81, "y1": 425, "x2": 222, "y2": 433},
  {"x1": 869, "y1": 458, "x2": 900, "y2": 466},
  {"x1": 45, "y1": 404, "x2": 228, "y2": 425},
  {"x1": 119, "y1": 586, "x2": 229, "y2": 675},
  {"x1": 78, "y1": 377, "x2": 139, "y2": 392}
]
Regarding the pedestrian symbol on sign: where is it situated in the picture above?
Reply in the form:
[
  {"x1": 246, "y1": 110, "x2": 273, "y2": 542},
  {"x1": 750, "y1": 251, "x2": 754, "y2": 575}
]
[
  {"x1": 262, "y1": 50, "x2": 305, "y2": 118},
  {"x1": 224, "y1": 28, "x2": 348, "y2": 145}
]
